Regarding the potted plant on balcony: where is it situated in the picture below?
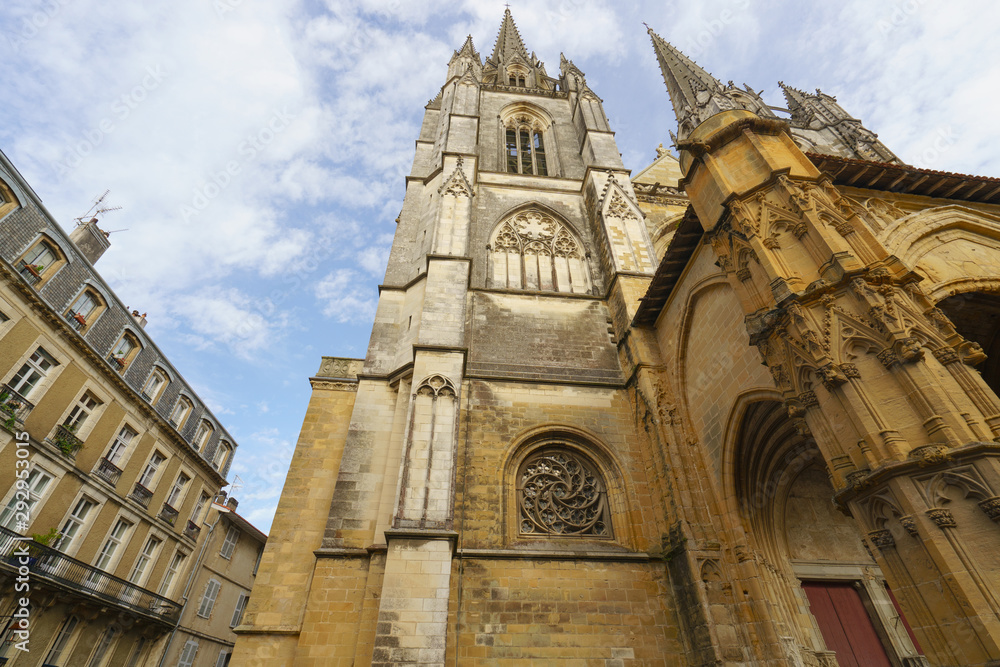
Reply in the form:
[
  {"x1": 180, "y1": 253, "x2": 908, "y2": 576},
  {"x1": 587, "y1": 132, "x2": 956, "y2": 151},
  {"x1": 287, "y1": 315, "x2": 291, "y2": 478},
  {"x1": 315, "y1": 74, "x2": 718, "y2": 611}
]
[
  {"x1": 24, "y1": 263, "x2": 43, "y2": 278},
  {"x1": 31, "y1": 527, "x2": 61, "y2": 547},
  {"x1": 53, "y1": 423, "x2": 82, "y2": 456},
  {"x1": 0, "y1": 392, "x2": 19, "y2": 431},
  {"x1": 73, "y1": 313, "x2": 87, "y2": 326}
]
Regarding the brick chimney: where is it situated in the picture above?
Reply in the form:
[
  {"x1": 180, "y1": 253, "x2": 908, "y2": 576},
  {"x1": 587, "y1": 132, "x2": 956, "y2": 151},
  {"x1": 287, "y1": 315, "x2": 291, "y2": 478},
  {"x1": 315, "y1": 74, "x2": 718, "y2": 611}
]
[{"x1": 69, "y1": 218, "x2": 111, "y2": 264}]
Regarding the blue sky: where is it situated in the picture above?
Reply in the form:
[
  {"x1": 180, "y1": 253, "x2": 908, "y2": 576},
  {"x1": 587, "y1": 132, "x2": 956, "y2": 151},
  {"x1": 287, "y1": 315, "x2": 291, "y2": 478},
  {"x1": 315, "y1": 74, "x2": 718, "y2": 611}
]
[{"x1": 2, "y1": 0, "x2": 998, "y2": 532}]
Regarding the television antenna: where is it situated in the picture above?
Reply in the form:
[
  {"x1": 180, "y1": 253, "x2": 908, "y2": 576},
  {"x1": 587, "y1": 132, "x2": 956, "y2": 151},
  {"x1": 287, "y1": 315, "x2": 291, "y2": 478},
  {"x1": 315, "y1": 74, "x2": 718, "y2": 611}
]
[
  {"x1": 230, "y1": 475, "x2": 244, "y2": 498},
  {"x1": 75, "y1": 189, "x2": 124, "y2": 226}
]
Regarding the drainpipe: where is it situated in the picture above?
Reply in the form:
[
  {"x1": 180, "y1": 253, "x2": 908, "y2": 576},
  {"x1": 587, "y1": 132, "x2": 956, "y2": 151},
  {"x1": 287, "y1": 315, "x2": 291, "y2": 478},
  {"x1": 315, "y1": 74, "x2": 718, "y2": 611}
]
[{"x1": 156, "y1": 511, "x2": 225, "y2": 667}]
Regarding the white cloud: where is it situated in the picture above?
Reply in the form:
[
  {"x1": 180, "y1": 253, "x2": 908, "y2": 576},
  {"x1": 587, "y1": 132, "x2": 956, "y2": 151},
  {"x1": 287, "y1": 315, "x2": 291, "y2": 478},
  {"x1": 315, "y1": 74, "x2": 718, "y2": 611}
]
[
  {"x1": 168, "y1": 287, "x2": 290, "y2": 359},
  {"x1": 314, "y1": 268, "x2": 379, "y2": 324}
]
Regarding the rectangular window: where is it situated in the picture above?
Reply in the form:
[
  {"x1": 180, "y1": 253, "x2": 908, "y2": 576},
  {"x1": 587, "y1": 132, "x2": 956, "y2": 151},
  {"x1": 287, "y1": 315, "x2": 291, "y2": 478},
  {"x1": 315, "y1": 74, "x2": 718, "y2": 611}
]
[
  {"x1": 191, "y1": 492, "x2": 209, "y2": 525},
  {"x1": 8, "y1": 346, "x2": 57, "y2": 397},
  {"x1": 220, "y1": 524, "x2": 240, "y2": 560},
  {"x1": 166, "y1": 473, "x2": 190, "y2": 507},
  {"x1": 43, "y1": 615, "x2": 79, "y2": 665},
  {"x1": 57, "y1": 496, "x2": 97, "y2": 552},
  {"x1": 177, "y1": 639, "x2": 199, "y2": 667},
  {"x1": 89, "y1": 518, "x2": 132, "y2": 580},
  {"x1": 159, "y1": 551, "x2": 186, "y2": 597},
  {"x1": 107, "y1": 425, "x2": 137, "y2": 465},
  {"x1": 231, "y1": 592, "x2": 248, "y2": 627},
  {"x1": 86, "y1": 625, "x2": 119, "y2": 667},
  {"x1": 125, "y1": 637, "x2": 147, "y2": 667},
  {"x1": 0, "y1": 467, "x2": 53, "y2": 530},
  {"x1": 216, "y1": 650, "x2": 232, "y2": 667},
  {"x1": 128, "y1": 536, "x2": 161, "y2": 584},
  {"x1": 138, "y1": 452, "x2": 166, "y2": 489},
  {"x1": 64, "y1": 391, "x2": 101, "y2": 430},
  {"x1": 197, "y1": 579, "x2": 221, "y2": 618}
]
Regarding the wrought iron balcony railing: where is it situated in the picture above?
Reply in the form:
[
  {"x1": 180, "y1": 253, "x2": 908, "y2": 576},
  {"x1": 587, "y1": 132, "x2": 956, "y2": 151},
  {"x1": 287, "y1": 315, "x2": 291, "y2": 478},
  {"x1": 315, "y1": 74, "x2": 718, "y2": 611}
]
[
  {"x1": 130, "y1": 483, "x2": 154, "y2": 509},
  {"x1": 65, "y1": 309, "x2": 88, "y2": 331},
  {"x1": 0, "y1": 384, "x2": 34, "y2": 431},
  {"x1": 159, "y1": 503, "x2": 179, "y2": 525},
  {"x1": 49, "y1": 424, "x2": 83, "y2": 459},
  {"x1": 93, "y1": 457, "x2": 123, "y2": 487},
  {"x1": 0, "y1": 526, "x2": 181, "y2": 625},
  {"x1": 183, "y1": 520, "x2": 201, "y2": 540},
  {"x1": 107, "y1": 354, "x2": 126, "y2": 373},
  {"x1": 17, "y1": 260, "x2": 42, "y2": 286}
]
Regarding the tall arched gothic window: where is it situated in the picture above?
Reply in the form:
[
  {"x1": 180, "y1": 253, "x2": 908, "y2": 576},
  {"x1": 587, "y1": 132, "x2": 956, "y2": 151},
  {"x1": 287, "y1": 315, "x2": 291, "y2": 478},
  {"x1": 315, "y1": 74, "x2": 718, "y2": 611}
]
[
  {"x1": 504, "y1": 115, "x2": 547, "y2": 176},
  {"x1": 488, "y1": 209, "x2": 590, "y2": 294}
]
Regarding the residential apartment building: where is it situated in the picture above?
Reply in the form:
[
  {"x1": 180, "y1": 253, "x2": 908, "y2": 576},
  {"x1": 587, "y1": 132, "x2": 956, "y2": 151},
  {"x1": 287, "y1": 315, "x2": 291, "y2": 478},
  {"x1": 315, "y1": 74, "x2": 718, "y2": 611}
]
[
  {"x1": 158, "y1": 496, "x2": 264, "y2": 667},
  {"x1": 0, "y1": 148, "x2": 240, "y2": 666}
]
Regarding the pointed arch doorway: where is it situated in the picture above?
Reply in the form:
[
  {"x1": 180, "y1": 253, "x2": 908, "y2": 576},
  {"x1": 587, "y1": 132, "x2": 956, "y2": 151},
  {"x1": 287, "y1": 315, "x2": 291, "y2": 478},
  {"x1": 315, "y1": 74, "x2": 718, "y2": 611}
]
[{"x1": 730, "y1": 399, "x2": 924, "y2": 665}]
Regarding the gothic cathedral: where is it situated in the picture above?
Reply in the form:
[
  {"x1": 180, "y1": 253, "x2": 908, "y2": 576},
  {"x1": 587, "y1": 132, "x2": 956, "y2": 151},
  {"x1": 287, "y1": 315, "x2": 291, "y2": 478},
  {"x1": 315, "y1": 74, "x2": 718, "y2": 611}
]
[{"x1": 234, "y1": 10, "x2": 1000, "y2": 666}]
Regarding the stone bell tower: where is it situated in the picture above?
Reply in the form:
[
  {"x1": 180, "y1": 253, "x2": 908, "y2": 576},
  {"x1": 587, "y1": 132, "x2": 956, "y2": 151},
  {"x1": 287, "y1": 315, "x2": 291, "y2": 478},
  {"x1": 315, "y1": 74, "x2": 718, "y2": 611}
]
[
  {"x1": 234, "y1": 10, "x2": 676, "y2": 665},
  {"x1": 651, "y1": 24, "x2": 1000, "y2": 667}
]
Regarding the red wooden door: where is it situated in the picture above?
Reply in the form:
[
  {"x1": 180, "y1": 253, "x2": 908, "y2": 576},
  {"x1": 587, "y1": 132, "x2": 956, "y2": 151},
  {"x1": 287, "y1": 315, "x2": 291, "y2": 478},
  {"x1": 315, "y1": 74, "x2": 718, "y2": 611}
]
[{"x1": 802, "y1": 581, "x2": 892, "y2": 667}]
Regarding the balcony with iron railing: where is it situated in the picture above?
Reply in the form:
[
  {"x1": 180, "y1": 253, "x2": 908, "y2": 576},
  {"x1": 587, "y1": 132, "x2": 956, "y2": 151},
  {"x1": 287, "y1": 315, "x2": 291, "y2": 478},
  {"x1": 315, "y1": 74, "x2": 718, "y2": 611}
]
[
  {"x1": 0, "y1": 526, "x2": 181, "y2": 625},
  {"x1": 65, "y1": 309, "x2": 88, "y2": 331},
  {"x1": 159, "y1": 503, "x2": 179, "y2": 525},
  {"x1": 183, "y1": 520, "x2": 201, "y2": 540},
  {"x1": 107, "y1": 353, "x2": 126, "y2": 373},
  {"x1": 48, "y1": 424, "x2": 83, "y2": 459},
  {"x1": 93, "y1": 457, "x2": 123, "y2": 487},
  {"x1": 0, "y1": 384, "x2": 34, "y2": 432},
  {"x1": 130, "y1": 483, "x2": 154, "y2": 509},
  {"x1": 17, "y1": 259, "x2": 42, "y2": 286}
]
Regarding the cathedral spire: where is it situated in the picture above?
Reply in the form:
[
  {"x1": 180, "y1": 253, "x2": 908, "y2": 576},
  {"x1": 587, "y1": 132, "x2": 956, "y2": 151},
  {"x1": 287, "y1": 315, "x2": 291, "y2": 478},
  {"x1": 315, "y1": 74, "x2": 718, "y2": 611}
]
[
  {"x1": 453, "y1": 34, "x2": 480, "y2": 63},
  {"x1": 489, "y1": 8, "x2": 530, "y2": 64},
  {"x1": 648, "y1": 26, "x2": 729, "y2": 138},
  {"x1": 778, "y1": 81, "x2": 808, "y2": 112},
  {"x1": 647, "y1": 26, "x2": 775, "y2": 139}
]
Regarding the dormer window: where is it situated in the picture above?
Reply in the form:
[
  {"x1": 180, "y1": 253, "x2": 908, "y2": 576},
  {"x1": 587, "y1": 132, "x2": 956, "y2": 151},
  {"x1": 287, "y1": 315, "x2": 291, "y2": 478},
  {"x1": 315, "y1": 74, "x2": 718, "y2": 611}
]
[
  {"x1": 194, "y1": 420, "x2": 214, "y2": 452},
  {"x1": 65, "y1": 288, "x2": 104, "y2": 332},
  {"x1": 108, "y1": 331, "x2": 141, "y2": 373},
  {"x1": 0, "y1": 178, "x2": 19, "y2": 220},
  {"x1": 212, "y1": 441, "x2": 232, "y2": 471},
  {"x1": 142, "y1": 367, "x2": 169, "y2": 404},
  {"x1": 169, "y1": 397, "x2": 193, "y2": 430},
  {"x1": 17, "y1": 239, "x2": 64, "y2": 287}
]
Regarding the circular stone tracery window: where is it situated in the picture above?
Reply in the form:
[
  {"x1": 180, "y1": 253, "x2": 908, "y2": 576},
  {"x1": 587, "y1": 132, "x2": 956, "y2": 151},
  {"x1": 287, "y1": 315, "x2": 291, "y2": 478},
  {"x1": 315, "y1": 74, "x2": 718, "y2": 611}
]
[{"x1": 516, "y1": 449, "x2": 612, "y2": 538}]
